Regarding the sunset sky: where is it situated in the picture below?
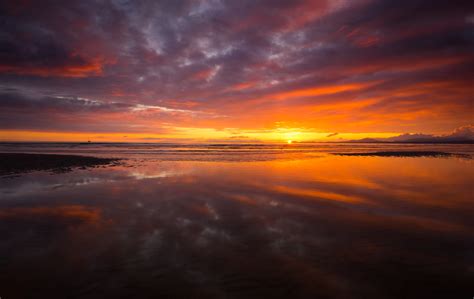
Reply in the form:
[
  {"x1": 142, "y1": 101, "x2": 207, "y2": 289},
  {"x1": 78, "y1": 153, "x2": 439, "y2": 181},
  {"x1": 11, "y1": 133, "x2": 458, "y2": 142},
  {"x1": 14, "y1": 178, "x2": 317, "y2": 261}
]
[{"x1": 0, "y1": 0, "x2": 473, "y2": 142}]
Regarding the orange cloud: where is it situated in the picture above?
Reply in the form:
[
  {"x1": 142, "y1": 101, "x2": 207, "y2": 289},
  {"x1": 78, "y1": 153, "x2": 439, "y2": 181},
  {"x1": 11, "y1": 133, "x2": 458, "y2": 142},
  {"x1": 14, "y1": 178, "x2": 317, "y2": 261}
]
[{"x1": 0, "y1": 61, "x2": 103, "y2": 77}]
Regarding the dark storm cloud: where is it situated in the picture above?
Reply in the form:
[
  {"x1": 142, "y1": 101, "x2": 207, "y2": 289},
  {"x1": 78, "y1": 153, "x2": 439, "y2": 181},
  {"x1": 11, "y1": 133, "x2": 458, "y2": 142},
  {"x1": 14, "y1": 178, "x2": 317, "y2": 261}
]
[{"x1": 0, "y1": 0, "x2": 473, "y2": 133}]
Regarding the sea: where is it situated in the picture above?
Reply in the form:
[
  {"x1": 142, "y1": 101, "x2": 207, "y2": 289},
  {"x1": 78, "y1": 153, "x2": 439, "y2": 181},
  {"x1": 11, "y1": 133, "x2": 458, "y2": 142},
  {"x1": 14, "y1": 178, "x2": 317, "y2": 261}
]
[{"x1": 0, "y1": 142, "x2": 473, "y2": 298}]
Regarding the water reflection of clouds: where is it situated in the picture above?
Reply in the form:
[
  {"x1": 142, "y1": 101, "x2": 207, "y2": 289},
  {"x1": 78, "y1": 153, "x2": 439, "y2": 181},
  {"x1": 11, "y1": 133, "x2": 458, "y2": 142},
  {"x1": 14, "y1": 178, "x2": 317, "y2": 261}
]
[
  {"x1": 129, "y1": 169, "x2": 188, "y2": 180},
  {"x1": 0, "y1": 205, "x2": 102, "y2": 225},
  {"x1": 0, "y1": 155, "x2": 473, "y2": 297}
]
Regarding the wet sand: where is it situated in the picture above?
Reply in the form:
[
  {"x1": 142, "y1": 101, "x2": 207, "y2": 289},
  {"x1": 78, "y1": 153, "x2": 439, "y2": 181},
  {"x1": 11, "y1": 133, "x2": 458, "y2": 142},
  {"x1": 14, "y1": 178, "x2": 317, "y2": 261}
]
[
  {"x1": 0, "y1": 147, "x2": 473, "y2": 298},
  {"x1": 0, "y1": 153, "x2": 120, "y2": 176},
  {"x1": 332, "y1": 151, "x2": 470, "y2": 158}
]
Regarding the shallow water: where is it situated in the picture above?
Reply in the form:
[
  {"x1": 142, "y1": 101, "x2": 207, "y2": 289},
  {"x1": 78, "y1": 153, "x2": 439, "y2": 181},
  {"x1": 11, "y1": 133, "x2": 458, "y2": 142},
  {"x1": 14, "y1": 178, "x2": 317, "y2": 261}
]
[
  {"x1": 1, "y1": 141, "x2": 473, "y2": 159},
  {"x1": 1, "y1": 144, "x2": 473, "y2": 298}
]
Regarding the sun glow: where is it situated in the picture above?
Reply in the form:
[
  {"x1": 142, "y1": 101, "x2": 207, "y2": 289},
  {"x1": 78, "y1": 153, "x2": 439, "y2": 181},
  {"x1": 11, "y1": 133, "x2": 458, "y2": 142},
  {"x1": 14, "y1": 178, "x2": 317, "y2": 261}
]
[{"x1": 0, "y1": 129, "x2": 402, "y2": 143}]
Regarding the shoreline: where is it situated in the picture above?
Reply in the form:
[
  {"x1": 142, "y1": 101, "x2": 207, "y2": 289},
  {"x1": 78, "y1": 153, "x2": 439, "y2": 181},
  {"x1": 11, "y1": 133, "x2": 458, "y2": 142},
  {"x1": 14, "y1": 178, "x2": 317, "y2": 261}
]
[
  {"x1": 332, "y1": 151, "x2": 470, "y2": 158},
  {"x1": 0, "y1": 153, "x2": 120, "y2": 176}
]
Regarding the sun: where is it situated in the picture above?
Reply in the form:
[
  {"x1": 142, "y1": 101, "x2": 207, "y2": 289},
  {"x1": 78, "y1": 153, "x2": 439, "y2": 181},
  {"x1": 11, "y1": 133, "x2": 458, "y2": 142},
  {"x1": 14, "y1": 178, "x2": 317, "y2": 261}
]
[{"x1": 287, "y1": 140, "x2": 292, "y2": 144}]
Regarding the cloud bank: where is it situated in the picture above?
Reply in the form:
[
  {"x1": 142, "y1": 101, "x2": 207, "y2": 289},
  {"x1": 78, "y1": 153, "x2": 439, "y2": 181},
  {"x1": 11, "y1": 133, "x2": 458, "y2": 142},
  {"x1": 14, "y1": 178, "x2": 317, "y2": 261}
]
[
  {"x1": 0, "y1": 0, "x2": 473, "y2": 139},
  {"x1": 352, "y1": 125, "x2": 474, "y2": 143}
]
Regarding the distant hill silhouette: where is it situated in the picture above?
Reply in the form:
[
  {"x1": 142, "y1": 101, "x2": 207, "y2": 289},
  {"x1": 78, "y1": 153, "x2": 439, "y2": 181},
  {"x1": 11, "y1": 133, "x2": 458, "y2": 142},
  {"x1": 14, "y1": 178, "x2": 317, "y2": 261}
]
[{"x1": 347, "y1": 125, "x2": 474, "y2": 144}]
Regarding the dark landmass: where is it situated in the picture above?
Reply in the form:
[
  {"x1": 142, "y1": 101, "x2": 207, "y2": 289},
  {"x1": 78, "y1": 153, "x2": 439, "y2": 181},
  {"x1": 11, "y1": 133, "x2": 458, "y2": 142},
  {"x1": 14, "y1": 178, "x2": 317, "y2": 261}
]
[
  {"x1": 393, "y1": 138, "x2": 474, "y2": 144},
  {"x1": 332, "y1": 151, "x2": 470, "y2": 158},
  {"x1": 0, "y1": 153, "x2": 120, "y2": 176},
  {"x1": 346, "y1": 134, "x2": 474, "y2": 144},
  {"x1": 344, "y1": 126, "x2": 474, "y2": 143},
  {"x1": 346, "y1": 139, "x2": 474, "y2": 144}
]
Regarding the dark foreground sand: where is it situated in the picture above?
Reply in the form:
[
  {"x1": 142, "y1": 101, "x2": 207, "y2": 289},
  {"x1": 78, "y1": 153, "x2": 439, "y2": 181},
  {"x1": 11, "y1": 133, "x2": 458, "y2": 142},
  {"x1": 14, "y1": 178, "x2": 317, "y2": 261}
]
[
  {"x1": 333, "y1": 151, "x2": 469, "y2": 158},
  {"x1": 0, "y1": 153, "x2": 120, "y2": 176}
]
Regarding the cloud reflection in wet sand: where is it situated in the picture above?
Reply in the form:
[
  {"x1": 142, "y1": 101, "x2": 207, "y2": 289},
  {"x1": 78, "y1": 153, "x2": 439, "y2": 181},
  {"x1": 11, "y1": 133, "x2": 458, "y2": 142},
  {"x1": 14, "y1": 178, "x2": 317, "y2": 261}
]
[{"x1": 0, "y1": 155, "x2": 473, "y2": 298}]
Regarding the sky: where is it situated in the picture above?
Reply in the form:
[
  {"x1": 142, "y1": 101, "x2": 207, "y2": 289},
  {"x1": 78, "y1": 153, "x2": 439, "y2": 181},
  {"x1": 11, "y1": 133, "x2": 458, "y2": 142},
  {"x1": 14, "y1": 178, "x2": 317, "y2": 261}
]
[{"x1": 0, "y1": 0, "x2": 473, "y2": 142}]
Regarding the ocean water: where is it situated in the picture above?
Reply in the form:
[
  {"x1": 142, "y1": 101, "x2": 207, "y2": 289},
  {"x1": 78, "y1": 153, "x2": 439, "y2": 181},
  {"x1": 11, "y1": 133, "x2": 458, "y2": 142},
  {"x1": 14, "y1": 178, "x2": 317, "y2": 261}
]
[
  {"x1": 0, "y1": 143, "x2": 473, "y2": 298},
  {"x1": 0, "y1": 142, "x2": 473, "y2": 160}
]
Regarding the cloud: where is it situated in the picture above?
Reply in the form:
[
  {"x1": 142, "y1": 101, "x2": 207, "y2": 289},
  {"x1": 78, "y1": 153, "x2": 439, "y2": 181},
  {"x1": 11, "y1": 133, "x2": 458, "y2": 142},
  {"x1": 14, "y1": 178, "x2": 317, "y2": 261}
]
[
  {"x1": 0, "y1": 91, "x2": 210, "y2": 133},
  {"x1": 0, "y1": 0, "x2": 473, "y2": 136},
  {"x1": 352, "y1": 125, "x2": 474, "y2": 142},
  {"x1": 327, "y1": 132, "x2": 338, "y2": 137},
  {"x1": 450, "y1": 125, "x2": 474, "y2": 139}
]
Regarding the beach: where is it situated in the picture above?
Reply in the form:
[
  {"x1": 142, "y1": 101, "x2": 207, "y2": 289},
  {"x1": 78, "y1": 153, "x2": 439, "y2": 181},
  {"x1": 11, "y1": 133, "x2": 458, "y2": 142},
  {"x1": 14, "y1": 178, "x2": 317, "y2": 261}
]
[
  {"x1": 3, "y1": 0, "x2": 473, "y2": 297},
  {"x1": 0, "y1": 143, "x2": 473, "y2": 298},
  {"x1": 0, "y1": 153, "x2": 120, "y2": 176}
]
